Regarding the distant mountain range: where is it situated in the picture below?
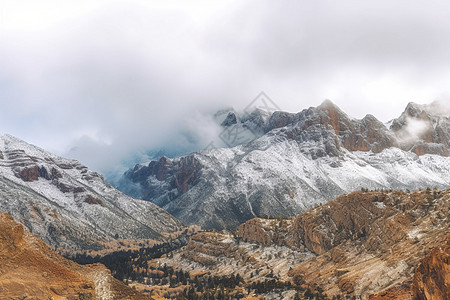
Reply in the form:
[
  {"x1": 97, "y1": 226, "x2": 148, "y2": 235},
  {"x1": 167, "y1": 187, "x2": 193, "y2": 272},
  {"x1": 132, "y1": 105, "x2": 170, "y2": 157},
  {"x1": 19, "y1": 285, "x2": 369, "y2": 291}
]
[
  {"x1": 117, "y1": 100, "x2": 450, "y2": 229},
  {"x1": 0, "y1": 134, "x2": 182, "y2": 251}
]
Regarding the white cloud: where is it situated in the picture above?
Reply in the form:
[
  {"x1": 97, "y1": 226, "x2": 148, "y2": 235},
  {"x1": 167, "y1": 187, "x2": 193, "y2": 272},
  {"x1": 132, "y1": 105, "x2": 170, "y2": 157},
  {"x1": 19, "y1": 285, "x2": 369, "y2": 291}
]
[{"x1": 1, "y1": 0, "x2": 450, "y2": 173}]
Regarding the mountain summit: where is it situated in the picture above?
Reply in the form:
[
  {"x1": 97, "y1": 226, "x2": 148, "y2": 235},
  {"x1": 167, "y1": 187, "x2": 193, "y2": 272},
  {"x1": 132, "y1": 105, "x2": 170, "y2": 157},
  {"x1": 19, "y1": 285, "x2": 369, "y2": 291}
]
[{"x1": 118, "y1": 101, "x2": 450, "y2": 229}]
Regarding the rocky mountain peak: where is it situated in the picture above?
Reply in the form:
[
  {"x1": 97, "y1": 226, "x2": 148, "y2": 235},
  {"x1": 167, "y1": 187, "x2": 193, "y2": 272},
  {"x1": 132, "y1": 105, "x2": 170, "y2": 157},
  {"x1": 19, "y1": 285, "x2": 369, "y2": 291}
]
[
  {"x1": 318, "y1": 98, "x2": 340, "y2": 110},
  {"x1": 220, "y1": 111, "x2": 238, "y2": 127},
  {"x1": 404, "y1": 102, "x2": 427, "y2": 118},
  {"x1": 315, "y1": 99, "x2": 351, "y2": 131},
  {"x1": 401, "y1": 100, "x2": 450, "y2": 118},
  {"x1": 390, "y1": 101, "x2": 450, "y2": 156},
  {"x1": 266, "y1": 110, "x2": 297, "y2": 131}
]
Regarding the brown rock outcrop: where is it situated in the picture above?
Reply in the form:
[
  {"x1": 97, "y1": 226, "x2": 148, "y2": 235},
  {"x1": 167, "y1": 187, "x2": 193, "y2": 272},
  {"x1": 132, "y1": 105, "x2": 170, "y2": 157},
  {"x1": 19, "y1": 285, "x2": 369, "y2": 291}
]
[
  {"x1": 17, "y1": 165, "x2": 40, "y2": 181},
  {"x1": 411, "y1": 236, "x2": 449, "y2": 300},
  {"x1": 370, "y1": 236, "x2": 449, "y2": 300},
  {"x1": 181, "y1": 232, "x2": 239, "y2": 266},
  {"x1": 410, "y1": 141, "x2": 449, "y2": 156},
  {"x1": 237, "y1": 218, "x2": 294, "y2": 247},
  {"x1": 15, "y1": 165, "x2": 64, "y2": 182}
]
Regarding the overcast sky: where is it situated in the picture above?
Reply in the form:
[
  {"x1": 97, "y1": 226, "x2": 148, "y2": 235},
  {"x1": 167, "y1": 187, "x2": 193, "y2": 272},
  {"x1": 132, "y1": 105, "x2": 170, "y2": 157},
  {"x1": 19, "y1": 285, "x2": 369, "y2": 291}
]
[{"x1": 1, "y1": 0, "x2": 450, "y2": 174}]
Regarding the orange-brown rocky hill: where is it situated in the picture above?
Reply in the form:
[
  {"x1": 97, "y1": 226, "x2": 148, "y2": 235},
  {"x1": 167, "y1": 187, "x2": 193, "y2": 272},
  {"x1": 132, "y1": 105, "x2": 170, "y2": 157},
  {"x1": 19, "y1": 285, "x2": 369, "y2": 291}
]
[
  {"x1": 154, "y1": 189, "x2": 448, "y2": 299},
  {"x1": 0, "y1": 213, "x2": 151, "y2": 300},
  {"x1": 254, "y1": 189, "x2": 449, "y2": 299}
]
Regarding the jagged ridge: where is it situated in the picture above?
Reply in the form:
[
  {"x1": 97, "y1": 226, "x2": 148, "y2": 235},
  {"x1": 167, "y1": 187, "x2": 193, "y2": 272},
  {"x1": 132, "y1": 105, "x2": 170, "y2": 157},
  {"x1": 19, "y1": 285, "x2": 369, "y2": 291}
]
[{"x1": 119, "y1": 101, "x2": 450, "y2": 229}]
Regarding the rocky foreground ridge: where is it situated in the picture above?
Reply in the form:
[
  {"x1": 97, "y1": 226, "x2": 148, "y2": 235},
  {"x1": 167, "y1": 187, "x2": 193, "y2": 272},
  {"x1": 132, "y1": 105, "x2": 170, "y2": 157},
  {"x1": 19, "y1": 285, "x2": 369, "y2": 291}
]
[
  {"x1": 119, "y1": 101, "x2": 450, "y2": 229},
  {"x1": 153, "y1": 189, "x2": 449, "y2": 299},
  {"x1": 0, "y1": 213, "x2": 151, "y2": 299},
  {"x1": 0, "y1": 134, "x2": 182, "y2": 251}
]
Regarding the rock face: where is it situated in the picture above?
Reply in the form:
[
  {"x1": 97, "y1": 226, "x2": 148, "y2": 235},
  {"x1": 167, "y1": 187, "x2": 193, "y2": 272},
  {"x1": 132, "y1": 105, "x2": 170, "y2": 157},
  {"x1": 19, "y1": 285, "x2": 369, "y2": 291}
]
[
  {"x1": 411, "y1": 236, "x2": 449, "y2": 300},
  {"x1": 0, "y1": 134, "x2": 182, "y2": 251},
  {"x1": 0, "y1": 213, "x2": 151, "y2": 299},
  {"x1": 118, "y1": 101, "x2": 450, "y2": 229},
  {"x1": 291, "y1": 190, "x2": 416, "y2": 255},
  {"x1": 221, "y1": 111, "x2": 238, "y2": 127},
  {"x1": 124, "y1": 155, "x2": 203, "y2": 206},
  {"x1": 369, "y1": 237, "x2": 450, "y2": 300},
  {"x1": 391, "y1": 102, "x2": 450, "y2": 156},
  {"x1": 237, "y1": 217, "x2": 295, "y2": 247}
]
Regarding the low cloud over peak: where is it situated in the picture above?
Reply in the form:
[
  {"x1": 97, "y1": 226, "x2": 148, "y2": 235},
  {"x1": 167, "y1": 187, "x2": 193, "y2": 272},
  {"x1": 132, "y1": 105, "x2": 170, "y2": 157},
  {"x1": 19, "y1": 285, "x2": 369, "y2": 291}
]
[{"x1": 2, "y1": 0, "x2": 450, "y2": 173}]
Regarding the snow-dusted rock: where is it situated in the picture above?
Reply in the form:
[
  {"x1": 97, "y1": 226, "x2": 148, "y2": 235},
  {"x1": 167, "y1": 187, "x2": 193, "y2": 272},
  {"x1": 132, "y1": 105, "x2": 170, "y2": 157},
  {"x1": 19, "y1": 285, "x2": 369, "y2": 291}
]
[
  {"x1": 0, "y1": 134, "x2": 181, "y2": 250},
  {"x1": 119, "y1": 101, "x2": 450, "y2": 229}
]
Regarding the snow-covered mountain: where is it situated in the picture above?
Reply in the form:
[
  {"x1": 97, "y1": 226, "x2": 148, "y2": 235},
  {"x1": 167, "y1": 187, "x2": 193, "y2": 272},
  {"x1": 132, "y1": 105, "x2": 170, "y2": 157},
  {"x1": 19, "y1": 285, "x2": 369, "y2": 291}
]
[
  {"x1": 118, "y1": 100, "x2": 450, "y2": 229},
  {"x1": 0, "y1": 134, "x2": 182, "y2": 251}
]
